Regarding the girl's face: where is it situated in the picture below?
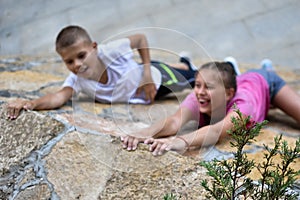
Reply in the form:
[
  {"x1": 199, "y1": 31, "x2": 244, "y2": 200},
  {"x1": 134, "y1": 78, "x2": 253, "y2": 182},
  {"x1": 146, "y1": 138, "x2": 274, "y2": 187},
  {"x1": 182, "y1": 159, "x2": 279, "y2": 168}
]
[
  {"x1": 58, "y1": 39, "x2": 101, "y2": 81},
  {"x1": 194, "y1": 68, "x2": 233, "y2": 117}
]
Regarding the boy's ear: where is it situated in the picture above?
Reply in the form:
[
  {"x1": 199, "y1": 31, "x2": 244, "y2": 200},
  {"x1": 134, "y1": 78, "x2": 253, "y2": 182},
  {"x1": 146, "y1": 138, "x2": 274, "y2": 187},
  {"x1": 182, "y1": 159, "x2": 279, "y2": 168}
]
[{"x1": 92, "y1": 42, "x2": 98, "y2": 48}]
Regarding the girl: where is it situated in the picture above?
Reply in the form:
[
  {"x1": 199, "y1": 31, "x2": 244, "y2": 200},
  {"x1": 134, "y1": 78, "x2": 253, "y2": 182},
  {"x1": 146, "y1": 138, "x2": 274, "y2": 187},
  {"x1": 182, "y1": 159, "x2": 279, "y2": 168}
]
[{"x1": 121, "y1": 59, "x2": 300, "y2": 156}]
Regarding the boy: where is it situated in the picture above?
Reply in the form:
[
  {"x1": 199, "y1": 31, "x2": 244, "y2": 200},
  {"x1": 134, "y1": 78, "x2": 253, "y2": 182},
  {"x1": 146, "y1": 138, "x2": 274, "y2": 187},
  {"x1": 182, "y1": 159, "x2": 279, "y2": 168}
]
[{"x1": 7, "y1": 25, "x2": 196, "y2": 119}]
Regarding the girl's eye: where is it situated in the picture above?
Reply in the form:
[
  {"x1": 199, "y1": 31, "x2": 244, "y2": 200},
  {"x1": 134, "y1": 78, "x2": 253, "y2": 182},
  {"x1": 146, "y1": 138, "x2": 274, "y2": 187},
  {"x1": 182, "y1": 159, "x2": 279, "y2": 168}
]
[{"x1": 195, "y1": 83, "x2": 201, "y2": 88}]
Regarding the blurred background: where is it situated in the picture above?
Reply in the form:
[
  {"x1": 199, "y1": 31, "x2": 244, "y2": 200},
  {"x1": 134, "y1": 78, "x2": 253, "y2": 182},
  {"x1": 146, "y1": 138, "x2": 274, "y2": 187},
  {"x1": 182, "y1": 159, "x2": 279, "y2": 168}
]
[{"x1": 1, "y1": 0, "x2": 300, "y2": 69}]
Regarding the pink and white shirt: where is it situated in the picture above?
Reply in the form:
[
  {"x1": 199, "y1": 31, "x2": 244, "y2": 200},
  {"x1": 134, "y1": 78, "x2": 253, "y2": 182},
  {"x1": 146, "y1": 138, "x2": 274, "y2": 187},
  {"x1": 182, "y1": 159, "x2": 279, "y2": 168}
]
[{"x1": 180, "y1": 72, "x2": 270, "y2": 127}]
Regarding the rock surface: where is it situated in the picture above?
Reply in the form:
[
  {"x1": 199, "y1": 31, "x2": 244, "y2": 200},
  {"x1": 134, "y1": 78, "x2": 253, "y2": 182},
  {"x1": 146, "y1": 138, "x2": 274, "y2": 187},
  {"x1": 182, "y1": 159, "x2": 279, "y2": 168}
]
[{"x1": 0, "y1": 55, "x2": 299, "y2": 199}]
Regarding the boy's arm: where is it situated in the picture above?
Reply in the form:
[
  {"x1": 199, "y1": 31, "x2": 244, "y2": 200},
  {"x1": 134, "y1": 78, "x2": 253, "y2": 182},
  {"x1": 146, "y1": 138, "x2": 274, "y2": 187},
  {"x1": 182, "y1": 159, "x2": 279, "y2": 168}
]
[
  {"x1": 149, "y1": 111, "x2": 238, "y2": 156},
  {"x1": 7, "y1": 87, "x2": 73, "y2": 119},
  {"x1": 127, "y1": 34, "x2": 156, "y2": 103}
]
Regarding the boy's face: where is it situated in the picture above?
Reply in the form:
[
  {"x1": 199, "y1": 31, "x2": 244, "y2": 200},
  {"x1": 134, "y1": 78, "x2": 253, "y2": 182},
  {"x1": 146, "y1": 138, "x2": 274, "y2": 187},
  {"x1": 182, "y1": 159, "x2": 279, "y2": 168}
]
[
  {"x1": 57, "y1": 39, "x2": 101, "y2": 81},
  {"x1": 194, "y1": 68, "x2": 232, "y2": 117}
]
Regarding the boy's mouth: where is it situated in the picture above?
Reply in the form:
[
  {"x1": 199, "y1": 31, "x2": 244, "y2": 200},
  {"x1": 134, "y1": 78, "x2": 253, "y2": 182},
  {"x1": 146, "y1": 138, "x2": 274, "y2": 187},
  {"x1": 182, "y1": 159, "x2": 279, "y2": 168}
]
[{"x1": 78, "y1": 65, "x2": 88, "y2": 73}]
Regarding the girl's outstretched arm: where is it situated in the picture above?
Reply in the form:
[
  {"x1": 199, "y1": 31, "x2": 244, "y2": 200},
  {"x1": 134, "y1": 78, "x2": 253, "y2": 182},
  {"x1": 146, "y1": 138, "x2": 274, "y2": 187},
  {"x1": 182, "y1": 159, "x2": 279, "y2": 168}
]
[
  {"x1": 121, "y1": 107, "x2": 195, "y2": 151},
  {"x1": 147, "y1": 110, "x2": 238, "y2": 156}
]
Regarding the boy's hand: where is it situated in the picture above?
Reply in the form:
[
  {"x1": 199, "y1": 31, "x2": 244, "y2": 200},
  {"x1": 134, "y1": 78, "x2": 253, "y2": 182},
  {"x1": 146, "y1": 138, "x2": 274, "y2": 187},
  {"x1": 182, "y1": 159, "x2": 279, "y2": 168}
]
[
  {"x1": 6, "y1": 99, "x2": 34, "y2": 119},
  {"x1": 144, "y1": 137, "x2": 187, "y2": 156},
  {"x1": 136, "y1": 74, "x2": 157, "y2": 103},
  {"x1": 138, "y1": 83, "x2": 157, "y2": 103},
  {"x1": 121, "y1": 135, "x2": 146, "y2": 151}
]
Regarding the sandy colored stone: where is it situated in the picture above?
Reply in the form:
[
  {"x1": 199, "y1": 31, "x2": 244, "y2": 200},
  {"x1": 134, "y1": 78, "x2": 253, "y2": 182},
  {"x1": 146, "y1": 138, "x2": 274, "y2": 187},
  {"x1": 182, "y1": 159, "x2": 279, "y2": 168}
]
[
  {"x1": 15, "y1": 184, "x2": 51, "y2": 200},
  {"x1": 1, "y1": 54, "x2": 300, "y2": 199},
  {"x1": 253, "y1": 129, "x2": 299, "y2": 149},
  {"x1": 0, "y1": 70, "x2": 63, "y2": 91},
  {"x1": 0, "y1": 70, "x2": 63, "y2": 92},
  {"x1": 267, "y1": 109, "x2": 300, "y2": 131},
  {"x1": 99, "y1": 143, "x2": 208, "y2": 199},
  {"x1": 215, "y1": 128, "x2": 299, "y2": 154},
  {"x1": 0, "y1": 104, "x2": 65, "y2": 174},
  {"x1": 60, "y1": 112, "x2": 145, "y2": 137},
  {"x1": 215, "y1": 136, "x2": 255, "y2": 153},
  {"x1": 247, "y1": 150, "x2": 300, "y2": 181},
  {"x1": 274, "y1": 69, "x2": 300, "y2": 83},
  {"x1": 38, "y1": 84, "x2": 65, "y2": 96},
  {"x1": 45, "y1": 131, "x2": 114, "y2": 200},
  {"x1": 71, "y1": 95, "x2": 184, "y2": 124},
  {"x1": 32, "y1": 60, "x2": 70, "y2": 78},
  {"x1": 46, "y1": 131, "x2": 210, "y2": 199}
]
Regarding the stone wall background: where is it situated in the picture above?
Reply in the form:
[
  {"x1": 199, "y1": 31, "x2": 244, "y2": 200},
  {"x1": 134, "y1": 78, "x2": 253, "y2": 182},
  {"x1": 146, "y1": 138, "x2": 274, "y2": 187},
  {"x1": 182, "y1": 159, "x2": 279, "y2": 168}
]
[
  {"x1": 1, "y1": 1, "x2": 300, "y2": 199},
  {"x1": 1, "y1": 0, "x2": 300, "y2": 69}
]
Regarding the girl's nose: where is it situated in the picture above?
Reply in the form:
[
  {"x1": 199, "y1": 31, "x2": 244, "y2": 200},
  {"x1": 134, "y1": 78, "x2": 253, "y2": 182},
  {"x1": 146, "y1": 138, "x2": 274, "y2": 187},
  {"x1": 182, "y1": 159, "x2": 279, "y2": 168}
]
[{"x1": 196, "y1": 86, "x2": 206, "y2": 95}]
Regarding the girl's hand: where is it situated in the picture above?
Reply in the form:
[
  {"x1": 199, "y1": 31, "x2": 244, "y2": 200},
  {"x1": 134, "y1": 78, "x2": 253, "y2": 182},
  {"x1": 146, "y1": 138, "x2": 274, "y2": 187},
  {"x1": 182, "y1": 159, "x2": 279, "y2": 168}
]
[
  {"x1": 120, "y1": 135, "x2": 146, "y2": 151},
  {"x1": 144, "y1": 136, "x2": 188, "y2": 156}
]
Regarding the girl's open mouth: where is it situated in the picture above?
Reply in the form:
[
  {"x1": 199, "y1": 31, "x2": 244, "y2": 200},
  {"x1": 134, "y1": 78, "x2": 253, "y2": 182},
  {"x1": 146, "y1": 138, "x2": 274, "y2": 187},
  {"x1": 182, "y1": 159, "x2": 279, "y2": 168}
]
[{"x1": 199, "y1": 99, "x2": 210, "y2": 107}]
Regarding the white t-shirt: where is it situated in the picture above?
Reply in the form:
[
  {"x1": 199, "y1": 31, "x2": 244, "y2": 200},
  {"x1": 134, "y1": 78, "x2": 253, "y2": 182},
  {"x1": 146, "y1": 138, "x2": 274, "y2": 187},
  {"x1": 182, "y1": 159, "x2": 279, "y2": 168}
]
[{"x1": 62, "y1": 38, "x2": 161, "y2": 104}]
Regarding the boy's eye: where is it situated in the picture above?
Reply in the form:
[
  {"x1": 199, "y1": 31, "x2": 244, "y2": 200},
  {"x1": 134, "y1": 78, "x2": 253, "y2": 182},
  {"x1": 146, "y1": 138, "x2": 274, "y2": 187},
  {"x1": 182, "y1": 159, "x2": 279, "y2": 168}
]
[
  {"x1": 66, "y1": 60, "x2": 73, "y2": 65},
  {"x1": 78, "y1": 53, "x2": 86, "y2": 60}
]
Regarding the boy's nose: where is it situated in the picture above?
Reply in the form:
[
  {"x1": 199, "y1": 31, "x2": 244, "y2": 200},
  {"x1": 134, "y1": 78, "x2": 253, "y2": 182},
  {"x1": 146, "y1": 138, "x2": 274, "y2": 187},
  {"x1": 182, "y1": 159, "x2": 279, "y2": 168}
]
[{"x1": 74, "y1": 59, "x2": 83, "y2": 71}]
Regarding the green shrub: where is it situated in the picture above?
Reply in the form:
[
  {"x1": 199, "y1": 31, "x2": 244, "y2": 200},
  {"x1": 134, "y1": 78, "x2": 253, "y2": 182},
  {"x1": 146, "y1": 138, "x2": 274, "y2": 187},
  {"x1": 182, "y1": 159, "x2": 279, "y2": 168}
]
[{"x1": 200, "y1": 108, "x2": 300, "y2": 200}]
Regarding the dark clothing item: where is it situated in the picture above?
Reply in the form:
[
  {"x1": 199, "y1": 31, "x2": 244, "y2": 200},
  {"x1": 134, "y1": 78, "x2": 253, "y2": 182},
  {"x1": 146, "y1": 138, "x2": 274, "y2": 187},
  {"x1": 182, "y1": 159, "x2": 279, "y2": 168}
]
[{"x1": 150, "y1": 60, "x2": 196, "y2": 99}]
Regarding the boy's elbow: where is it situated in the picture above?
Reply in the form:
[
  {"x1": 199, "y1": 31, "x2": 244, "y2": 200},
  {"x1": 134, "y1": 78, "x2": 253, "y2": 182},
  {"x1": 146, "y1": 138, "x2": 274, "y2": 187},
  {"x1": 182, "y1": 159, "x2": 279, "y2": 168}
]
[
  {"x1": 48, "y1": 93, "x2": 70, "y2": 109},
  {"x1": 56, "y1": 96, "x2": 70, "y2": 108}
]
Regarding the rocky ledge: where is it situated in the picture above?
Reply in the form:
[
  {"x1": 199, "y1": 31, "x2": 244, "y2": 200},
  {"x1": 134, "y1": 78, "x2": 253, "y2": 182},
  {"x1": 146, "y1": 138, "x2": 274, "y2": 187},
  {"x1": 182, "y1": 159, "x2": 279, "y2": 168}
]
[{"x1": 0, "y1": 55, "x2": 299, "y2": 199}]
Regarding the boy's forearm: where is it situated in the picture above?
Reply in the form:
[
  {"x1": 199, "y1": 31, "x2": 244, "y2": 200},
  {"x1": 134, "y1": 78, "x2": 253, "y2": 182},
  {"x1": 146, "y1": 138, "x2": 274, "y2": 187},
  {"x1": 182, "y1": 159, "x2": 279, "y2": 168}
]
[
  {"x1": 138, "y1": 48, "x2": 152, "y2": 79},
  {"x1": 31, "y1": 93, "x2": 66, "y2": 110}
]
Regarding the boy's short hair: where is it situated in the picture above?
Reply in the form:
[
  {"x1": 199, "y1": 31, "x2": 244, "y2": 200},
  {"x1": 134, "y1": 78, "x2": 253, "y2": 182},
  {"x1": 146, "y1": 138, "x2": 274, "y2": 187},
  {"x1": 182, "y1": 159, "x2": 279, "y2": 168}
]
[{"x1": 55, "y1": 25, "x2": 92, "y2": 52}]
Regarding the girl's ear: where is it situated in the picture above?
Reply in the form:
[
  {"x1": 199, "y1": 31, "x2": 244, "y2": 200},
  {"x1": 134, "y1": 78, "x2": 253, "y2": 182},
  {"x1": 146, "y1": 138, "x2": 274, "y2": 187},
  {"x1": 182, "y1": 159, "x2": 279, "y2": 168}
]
[{"x1": 225, "y1": 88, "x2": 235, "y2": 101}]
